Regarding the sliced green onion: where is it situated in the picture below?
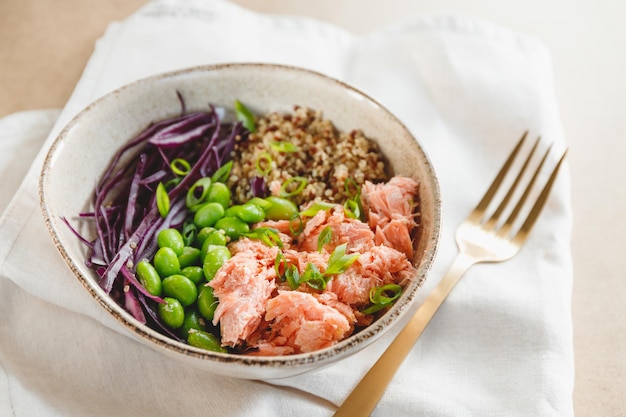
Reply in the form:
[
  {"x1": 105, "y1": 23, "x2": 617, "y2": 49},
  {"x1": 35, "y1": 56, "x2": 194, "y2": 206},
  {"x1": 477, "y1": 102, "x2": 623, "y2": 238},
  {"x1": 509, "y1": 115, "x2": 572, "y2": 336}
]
[
  {"x1": 186, "y1": 177, "x2": 212, "y2": 209},
  {"x1": 317, "y1": 225, "x2": 333, "y2": 253},
  {"x1": 170, "y1": 158, "x2": 191, "y2": 176},
  {"x1": 163, "y1": 177, "x2": 182, "y2": 190},
  {"x1": 235, "y1": 100, "x2": 256, "y2": 132},
  {"x1": 181, "y1": 219, "x2": 197, "y2": 246},
  {"x1": 300, "y1": 201, "x2": 336, "y2": 218},
  {"x1": 245, "y1": 227, "x2": 283, "y2": 248},
  {"x1": 211, "y1": 161, "x2": 233, "y2": 183},
  {"x1": 301, "y1": 263, "x2": 327, "y2": 291},
  {"x1": 288, "y1": 213, "x2": 304, "y2": 236},
  {"x1": 344, "y1": 178, "x2": 360, "y2": 200},
  {"x1": 344, "y1": 199, "x2": 360, "y2": 219},
  {"x1": 284, "y1": 264, "x2": 300, "y2": 290},
  {"x1": 361, "y1": 284, "x2": 403, "y2": 315},
  {"x1": 280, "y1": 176, "x2": 308, "y2": 197},
  {"x1": 324, "y1": 243, "x2": 359, "y2": 276},
  {"x1": 275, "y1": 252, "x2": 287, "y2": 278},
  {"x1": 256, "y1": 152, "x2": 272, "y2": 176},
  {"x1": 270, "y1": 140, "x2": 300, "y2": 153},
  {"x1": 370, "y1": 283, "x2": 402, "y2": 305},
  {"x1": 156, "y1": 182, "x2": 170, "y2": 218}
]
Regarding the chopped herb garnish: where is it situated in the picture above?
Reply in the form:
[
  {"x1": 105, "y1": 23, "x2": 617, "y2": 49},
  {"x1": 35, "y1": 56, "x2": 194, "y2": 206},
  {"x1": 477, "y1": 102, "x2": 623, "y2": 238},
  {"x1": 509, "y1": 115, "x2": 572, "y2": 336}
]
[
  {"x1": 234, "y1": 100, "x2": 256, "y2": 132},
  {"x1": 269, "y1": 140, "x2": 300, "y2": 153},
  {"x1": 155, "y1": 182, "x2": 170, "y2": 218},
  {"x1": 279, "y1": 176, "x2": 308, "y2": 197}
]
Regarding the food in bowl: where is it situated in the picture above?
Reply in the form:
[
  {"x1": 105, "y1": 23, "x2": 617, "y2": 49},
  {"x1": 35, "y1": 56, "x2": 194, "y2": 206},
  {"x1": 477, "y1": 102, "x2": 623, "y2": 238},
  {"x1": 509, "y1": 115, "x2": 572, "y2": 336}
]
[
  {"x1": 66, "y1": 98, "x2": 421, "y2": 356},
  {"x1": 40, "y1": 63, "x2": 440, "y2": 378}
]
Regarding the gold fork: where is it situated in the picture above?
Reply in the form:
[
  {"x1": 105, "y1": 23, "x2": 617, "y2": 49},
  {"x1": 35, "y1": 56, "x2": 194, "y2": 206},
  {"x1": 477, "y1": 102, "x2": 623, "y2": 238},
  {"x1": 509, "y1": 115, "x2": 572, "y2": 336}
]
[{"x1": 333, "y1": 132, "x2": 567, "y2": 417}]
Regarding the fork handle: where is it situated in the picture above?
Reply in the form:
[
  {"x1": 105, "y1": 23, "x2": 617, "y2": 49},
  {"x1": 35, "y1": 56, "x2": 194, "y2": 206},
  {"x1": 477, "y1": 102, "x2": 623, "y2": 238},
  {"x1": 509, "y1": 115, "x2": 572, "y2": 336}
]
[{"x1": 333, "y1": 252, "x2": 477, "y2": 417}]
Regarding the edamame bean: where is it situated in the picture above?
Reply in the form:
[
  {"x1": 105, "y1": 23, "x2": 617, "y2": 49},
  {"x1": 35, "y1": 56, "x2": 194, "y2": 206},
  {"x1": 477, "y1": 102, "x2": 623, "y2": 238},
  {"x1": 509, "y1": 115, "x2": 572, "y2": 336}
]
[
  {"x1": 224, "y1": 205, "x2": 244, "y2": 218},
  {"x1": 203, "y1": 245, "x2": 231, "y2": 281},
  {"x1": 238, "y1": 202, "x2": 265, "y2": 223},
  {"x1": 195, "y1": 227, "x2": 216, "y2": 247},
  {"x1": 136, "y1": 259, "x2": 162, "y2": 296},
  {"x1": 247, "y1": 197, "x2": 272, "y2": 210},
  {"x1": 187, "y1": 329, "x2": 226, "y2": 353},
  {"x1": 180, "y1": 308, "x2": 206, "y2": 337},
  {"x1": 193, "y1": 202, "x2": 225, "y2": 228},
  {"x1": 207, "y1": 182, "x2": 231, "y2": 208},
  {"x1": 180, "y1": 266, "x2": 205, "y2": 285},
  {"x1": 264, "y1": 196, "x2": 298, "y2": 221},
  {"x1": 202, "y1": 228, "x2": 228, "y2": 247},
  {"x1": 214, "y1": 216, "x2": 250, "y2": 240},
  {"x1": 158, "y1": 297, "x2": 184, "y2": 329},
  {"x1": 153, "y1": 247, "x2": 181, "y2": 278},
  {"x1": 197, "y1": 285, "x2": 217, "y2": 321},
  {"x1": 178, "y1": 246, "x2": 201, "y2": 268},
  {"x1": 162, "y1": 274, "x2": 198, "y2": 307},
  {"x1": 157, "y1": 228, "x2": 185, "y2": 256},
  {"x1": 200, "y1": 229, "x2": 228, "y2": 259}
]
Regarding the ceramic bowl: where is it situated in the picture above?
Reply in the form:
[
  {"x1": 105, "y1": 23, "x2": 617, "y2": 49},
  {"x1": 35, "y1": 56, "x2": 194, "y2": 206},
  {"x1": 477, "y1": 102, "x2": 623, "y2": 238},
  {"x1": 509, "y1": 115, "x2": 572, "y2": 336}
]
[{"x1": 39, "y1": 63, "x2": 440, "y2": 380}]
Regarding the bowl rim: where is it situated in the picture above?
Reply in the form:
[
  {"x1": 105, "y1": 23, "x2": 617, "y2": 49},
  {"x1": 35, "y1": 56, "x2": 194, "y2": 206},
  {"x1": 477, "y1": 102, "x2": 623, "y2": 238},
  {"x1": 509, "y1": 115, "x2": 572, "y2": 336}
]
[{"x1": 39, "y1": 62, "x2": 441, "y2": 372}]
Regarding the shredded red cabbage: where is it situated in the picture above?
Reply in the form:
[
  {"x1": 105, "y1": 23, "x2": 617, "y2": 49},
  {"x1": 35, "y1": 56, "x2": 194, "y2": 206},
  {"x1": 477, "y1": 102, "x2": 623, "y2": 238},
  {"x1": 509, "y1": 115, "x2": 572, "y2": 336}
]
[{"x1": 66, "y1": 102, "x2": 243, "y2": 327}]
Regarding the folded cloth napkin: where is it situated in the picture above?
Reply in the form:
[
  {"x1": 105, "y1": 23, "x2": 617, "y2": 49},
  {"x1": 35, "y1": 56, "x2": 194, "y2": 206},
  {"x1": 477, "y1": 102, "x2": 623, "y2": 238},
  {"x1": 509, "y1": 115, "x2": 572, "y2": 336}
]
[{"x1": 0, "y1": 0, "x2": 574, "y2": 416}]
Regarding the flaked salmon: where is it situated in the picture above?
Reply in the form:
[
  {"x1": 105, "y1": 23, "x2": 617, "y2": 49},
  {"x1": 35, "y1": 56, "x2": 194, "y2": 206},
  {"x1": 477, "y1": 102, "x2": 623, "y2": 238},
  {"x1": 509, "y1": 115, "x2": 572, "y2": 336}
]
[{"x1": 209, "y1": 176, "x2": 420, "y2": 355}]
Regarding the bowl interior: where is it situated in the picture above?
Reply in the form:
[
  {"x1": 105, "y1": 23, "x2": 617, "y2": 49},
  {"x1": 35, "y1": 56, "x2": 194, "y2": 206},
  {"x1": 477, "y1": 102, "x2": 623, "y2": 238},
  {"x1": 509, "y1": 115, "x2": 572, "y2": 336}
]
[{"x1": 40, "y1": 63, "x2": 440, "y2": 379}]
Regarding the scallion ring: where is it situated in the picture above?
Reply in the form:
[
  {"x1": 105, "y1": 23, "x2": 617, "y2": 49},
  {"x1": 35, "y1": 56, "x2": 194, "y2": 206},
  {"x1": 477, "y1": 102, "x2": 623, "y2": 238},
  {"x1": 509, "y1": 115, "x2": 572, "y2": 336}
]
[
  {"x1": 170, "y1": 158, "x2": 191, "y2": 176},
  {"x1": 270, "y1": 140, "x2": 300, "y2": 153},
  {"x1": 300, "y1": 201, "x2": 335, "y2": 217},
  {"x1": 317, "y1": 225, "x2": 333, "y2": 253},
  {"x1": 156, "y1": 182, "x2": 170, "y2": 218},
  {"x1": 280, "y1": 176, "x2": 308, "y2": 197},
  {"x1": 343, "y1": 199, "x2": 360, "y2": 219},
  {"x1": 256, "y1": 152, "x2": 272, "y2": 176},
  {"x1": 185, "y1": 177, "x2": 212, "y2": 209},
  {"x1": 344, "y1": 177, "x2": 360, "y2": 200},
  {"x1": 211, "y1": 160, "x2": 233, "y2": 183},
  {"x1": 234, "y1": 100, "x2": 256, "y2": 132},
  {"x1": 289, "y1": 213, "x2": 304, "y2": 236}
]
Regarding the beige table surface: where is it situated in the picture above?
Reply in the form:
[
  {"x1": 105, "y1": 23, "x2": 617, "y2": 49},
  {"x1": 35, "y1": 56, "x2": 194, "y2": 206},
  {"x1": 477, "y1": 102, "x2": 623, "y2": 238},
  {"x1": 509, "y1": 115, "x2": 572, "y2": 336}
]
[{"x1": 1, "y1": 0, "x2": 625, "y2": 415}]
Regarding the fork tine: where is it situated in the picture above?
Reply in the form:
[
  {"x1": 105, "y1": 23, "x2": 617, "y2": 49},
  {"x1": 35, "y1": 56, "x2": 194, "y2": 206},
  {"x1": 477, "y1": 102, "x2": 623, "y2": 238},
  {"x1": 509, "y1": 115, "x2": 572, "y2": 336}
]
[
  {"x1": 498, "y1": 143, "x2": 552, "y2": 237},
  {"x1": 512, "y1": 149, "x2": 567, "y2": 245},
  {"x1": 468, "y1": 131, "x2": 528, "y2": 223},
  {"x1": 484, "y1": 137, "x2": 540, "y2": 229}
]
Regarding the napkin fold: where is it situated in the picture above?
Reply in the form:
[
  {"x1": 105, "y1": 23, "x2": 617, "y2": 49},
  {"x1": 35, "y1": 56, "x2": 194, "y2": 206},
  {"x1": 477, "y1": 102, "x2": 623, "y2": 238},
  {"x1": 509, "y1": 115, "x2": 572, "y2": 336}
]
[{"x1": 0, "y1": 0, "x2": 574, "y2": 416}]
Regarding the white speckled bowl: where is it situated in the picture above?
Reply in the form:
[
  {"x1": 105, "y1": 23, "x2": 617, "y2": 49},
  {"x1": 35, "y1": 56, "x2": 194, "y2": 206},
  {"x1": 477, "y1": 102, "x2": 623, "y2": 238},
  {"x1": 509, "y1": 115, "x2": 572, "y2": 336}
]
[{"x1": 39, "y1": 63, "x2": 440, "y2": 380}]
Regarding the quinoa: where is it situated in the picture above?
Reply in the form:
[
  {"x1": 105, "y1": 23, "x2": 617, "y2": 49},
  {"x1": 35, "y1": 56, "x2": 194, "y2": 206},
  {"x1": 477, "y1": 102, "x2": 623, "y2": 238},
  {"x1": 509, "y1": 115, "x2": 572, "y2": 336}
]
[{"x1": 228, "y1": 106, "x2": 388, "y2": 207}]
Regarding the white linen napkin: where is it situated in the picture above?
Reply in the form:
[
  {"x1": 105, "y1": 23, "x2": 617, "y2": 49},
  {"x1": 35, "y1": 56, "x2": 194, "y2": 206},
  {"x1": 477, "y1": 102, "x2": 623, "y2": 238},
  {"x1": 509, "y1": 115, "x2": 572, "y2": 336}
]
[{"x1": 0, "y1": 0, "x2": 574, "y2": 416}]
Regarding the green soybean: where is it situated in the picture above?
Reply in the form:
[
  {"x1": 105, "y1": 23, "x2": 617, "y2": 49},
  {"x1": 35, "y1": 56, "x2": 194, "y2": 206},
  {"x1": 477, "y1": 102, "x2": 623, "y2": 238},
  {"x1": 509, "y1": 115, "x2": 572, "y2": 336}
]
[
  {"x1": 264, "y1": 196, "x2": 298, "y2": 221},
  {"x1": 180, "y1": 266, "x2": 205, "y2": 285},
  {"x1": 187, "y1": 329, "x2": 226, "y2": 353},
  {"x1": 238, "y1": 202, "x2": 266, "y2": 223},
  {"x1": 193, "y1": 202, "x2": 225, "y2": 228},
  {"x1": 157, "y1": 228, "x2": 185, "y2": 256},
  {"x1": 247, "y1": 197, "x2": 272, "y2": 210},
  {"x1": 178, "y1": 246, "x2": 201, "y2": 268},
  {"x1": 158, "y1": 297, "x2": 185, "y2": 329},
  {"x1": 153, "y1": 247, "x2": 181, "y2": 278},
  {"x1": 200, "y1": 230, "x2": 228, "y2": 261},
  {"x1": 197, "y1": 285, "x2": 217, "y2": 321},
  {"x1": 214, "y1": 216, "x2": 250, "y2": 240},
  {"x1": 162, "y1": 274, "x2": 198, "y2": 307},
  {"x1": 195, "y1": 227, "x2": 216, "y2": 247},
  {"x1": 203, "y1": 245, "x2": 231, "y2": 281},
  {"x1": 136, "y1": 259, "x2": 162, "y2": 296},
  {"x1": 180, "y1": 308, "x2": 206, "y2": 337},
  {"x1": 207, "y1": 182, "x2": 231, "y2": 208}
]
